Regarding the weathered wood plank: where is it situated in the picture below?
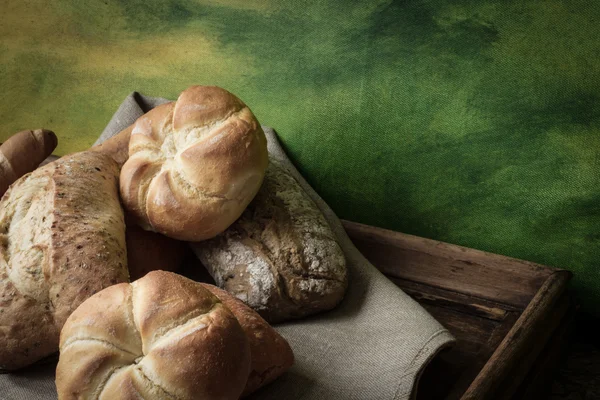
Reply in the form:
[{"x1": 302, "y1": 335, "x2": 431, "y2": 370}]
[
  {"x1": 388, "y1": 277, "x2": 518, "y2": 321},
  {"x1": 342, "y1": 220, "x2": 553, "y2": 308},
  {"x1": 460, "y1": 271, "x2": 571, "y2": 399},
  {"x1": 342, "y1": 219, "x2": 572, "y2": 400},
  {"x1": 513, "y1": 295, "x2": 576, "y2": 400}
]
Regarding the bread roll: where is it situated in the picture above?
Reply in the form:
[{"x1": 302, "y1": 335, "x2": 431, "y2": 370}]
[
  {"x1": 56, "y1": 271, "x2": 252, "y2": 400},
  {"x1": 0, "y1": 151, "x2": 129, "y2": 370},
  {"x1": 120, "y1": 86, "x2": 268, "y2": 241},
  {"x1": 191, "y1": 159, "x2": 348, "y2": 323},
  {"x1": 201, "y1": 284, "x2": 294, "y2": 396},
  {"x1": 91, "y1": 121, "x2": 192, "y2": 280},
  {"x1": 0, "y1": 128, "x2": 58, "y2": 197}
]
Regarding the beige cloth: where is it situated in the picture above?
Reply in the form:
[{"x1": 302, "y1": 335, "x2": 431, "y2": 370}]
[{"x1": 1, "y1": 92, "x2": 454, "y2": 400}]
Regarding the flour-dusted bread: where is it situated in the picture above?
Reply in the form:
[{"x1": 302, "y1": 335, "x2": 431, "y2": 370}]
[
  {"x1": 56, "y1": 271, "x2": 252, "y2": 400},
  {"x1": 0, "y1": 151, "x2": 129, "y2": 370},
  {"x1": 119, "y1": 86, "x2": 269, "y2": 241},
  {"x1": 191, "y1": 159, "x2": 348, "y2": 323}
]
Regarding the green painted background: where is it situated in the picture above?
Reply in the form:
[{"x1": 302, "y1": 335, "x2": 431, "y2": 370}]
[{"x1": 2, "y1": 1, "x2": 599, "y2": 311}]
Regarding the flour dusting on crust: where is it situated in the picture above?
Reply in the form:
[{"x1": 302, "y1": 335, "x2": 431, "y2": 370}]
[{"x1": 192, "y1": 158, "x2": 347, "y2": 323}]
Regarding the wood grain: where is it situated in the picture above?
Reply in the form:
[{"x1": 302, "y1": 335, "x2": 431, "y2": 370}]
[
  {"x1": 342, "y1": 220, "x2": 553, "y2": 308},
  {"x1": 341, "y1": 220, "x2": 573, "y2": 400},
  {"x1": 460, "y1": 271, "x2": 571, "y2": 399},
  {"x1": 512, "y1": 295, "x2": 576, "y2": 399}
]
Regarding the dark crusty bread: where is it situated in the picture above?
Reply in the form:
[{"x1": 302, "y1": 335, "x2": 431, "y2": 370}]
[
  {"x1": 0, "y1": 151, "x2": 129, "y2": 370},
  {"x1": 125, "y1": 214, "x2": 188, "y2": 280},
  {"x1": 191, "y1": 158, "x2": 348, "y2": 323},
  {"x1": 201, "y1": 284, "x2": 294, "y2": 396},
  {"x1": 0, "y1": 128, "x2": 58, "y2": 197}
]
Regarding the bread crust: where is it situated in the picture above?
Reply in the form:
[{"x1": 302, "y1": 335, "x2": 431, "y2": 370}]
[
  {"x1": 125, "y1": 213, "x2": 188, "y2": 280},
  {"x1": 56, "y1": 271, "x2": 252, "y2": 400},
  {"x1": 120, "y1": 86, "x2": 268, "y2": 241},
  {"x1": 192, "y1": 159, "x2": 348, "y2": 323},
  {"x1": 90, "y1": 125, "x2": 133, "y2": 168},
  {"x1": 0, "y1": 128, "x2": 58, "y2": 197},
  {"x1": 200, "y1": 284, "x2": 294, "y2": 397},
  {"x1": 0, "y1": 151, "x2": 129, "y2": 370}
]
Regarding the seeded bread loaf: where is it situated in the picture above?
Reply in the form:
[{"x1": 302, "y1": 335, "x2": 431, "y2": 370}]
[
  {"x1": 191, "y1": 159, "x2": 347, "y2": 323},
  {"x1": 0, "y1": 151, "x2": 129, "y2": 370}
]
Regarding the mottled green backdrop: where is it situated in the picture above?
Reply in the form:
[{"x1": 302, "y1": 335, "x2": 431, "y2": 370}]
[{"x1": 2, "y1": 1, "x2": 599, "y2": 311}]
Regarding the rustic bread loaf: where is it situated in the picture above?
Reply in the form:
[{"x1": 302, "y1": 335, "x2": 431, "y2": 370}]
[
  {"x1": 0, "y1": 128, "x2": 57, "y2": 197},
  {"x1": 191, "y1": 159, "x2": 348, "y2": 323},
  {"x1": 56, "y1": 271, "x2": 253, "y2": 400},
  {"x1": 200, "y1": 283, "x2": 294, "y2": 396},
  {"x1": 125, "y1": 214, "x2": 188, "y2": 280},
  {"x1": 91, "y1": 118, "x2": 192, "y2": 280},
  {"x1": 0, "y1": 151, "x2": 129, "y2": 370},
  {"x1": 90, "y1": 124, "x2": 133, "y2": 168},
  {"x1": 119, "y1": 85, "x2": 269, "y2": 241}
]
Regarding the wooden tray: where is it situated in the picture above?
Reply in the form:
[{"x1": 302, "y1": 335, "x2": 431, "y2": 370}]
[{"x1": 342, "y1": 220, "x2": 574, "y2": 400}]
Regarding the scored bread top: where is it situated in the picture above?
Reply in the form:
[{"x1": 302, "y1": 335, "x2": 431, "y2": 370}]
[
  {"x1": 119, "y1": 85, "x2": 269, "y2": 241},
  {"x1": 56, "y1": 271, "x2": 252, "y2": 400},
  {"x1": 192, "y1": 158, "x2": 348, "y2": 323},
  {"x1": 0, "y1": 151, "x2": 129, "y2": 370}
]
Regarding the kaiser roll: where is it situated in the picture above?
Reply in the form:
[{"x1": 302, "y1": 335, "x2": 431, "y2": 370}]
[
  {"x1": 56, "y1": 271, "x2": 252, "y2": 400},
  {"x1": 119, "y1": 86, "x2": 268, "y2": 241}
]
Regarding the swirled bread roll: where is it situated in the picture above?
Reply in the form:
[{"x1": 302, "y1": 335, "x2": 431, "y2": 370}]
[
  {"x1": 0, "y1": 151, "x2": 129, "y2": 370},
  {"x1": 56, "y1": 271, "x2": 293, "y2": 399},
  {"x1": 120, "y1": 86, "x2": 268, "y2": 241},
  {"x1": 191, "y1": 159, "x2": 348, "y2": 323}
]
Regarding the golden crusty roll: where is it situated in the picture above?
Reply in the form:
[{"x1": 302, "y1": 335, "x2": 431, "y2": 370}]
[
  {"x1": 201, "y1": 284, "x2": 294, "y2": 397},
  {"x1": 119, "y1": 86, "x2": 269, "y2": 241},
  {"x1": 56, "y1": 271, "x2": 252, "y2": 400},
  {"x1": 0, "y1": 128, "x2": 57, "y2": 197},
  {"x1": 92, "y1": 128, "x2": 191, "y2": 280},
  {"x1": 0, "y1": 151, "x2": 129, "y2": 370}
]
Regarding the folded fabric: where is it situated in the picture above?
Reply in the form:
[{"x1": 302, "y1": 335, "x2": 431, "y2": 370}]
[{"x1": 0, "y1": 92, "x2": 454, "y2": 400}]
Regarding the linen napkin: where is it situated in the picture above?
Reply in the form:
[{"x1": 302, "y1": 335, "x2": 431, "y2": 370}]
[{"x1": 1, "y1": 92, "x2": 454, "y2": 400}]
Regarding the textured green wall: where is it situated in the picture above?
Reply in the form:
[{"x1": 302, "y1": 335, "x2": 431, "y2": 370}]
[{"x1": 2, "y1": 1, "x2": 599, "y2": 311}]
